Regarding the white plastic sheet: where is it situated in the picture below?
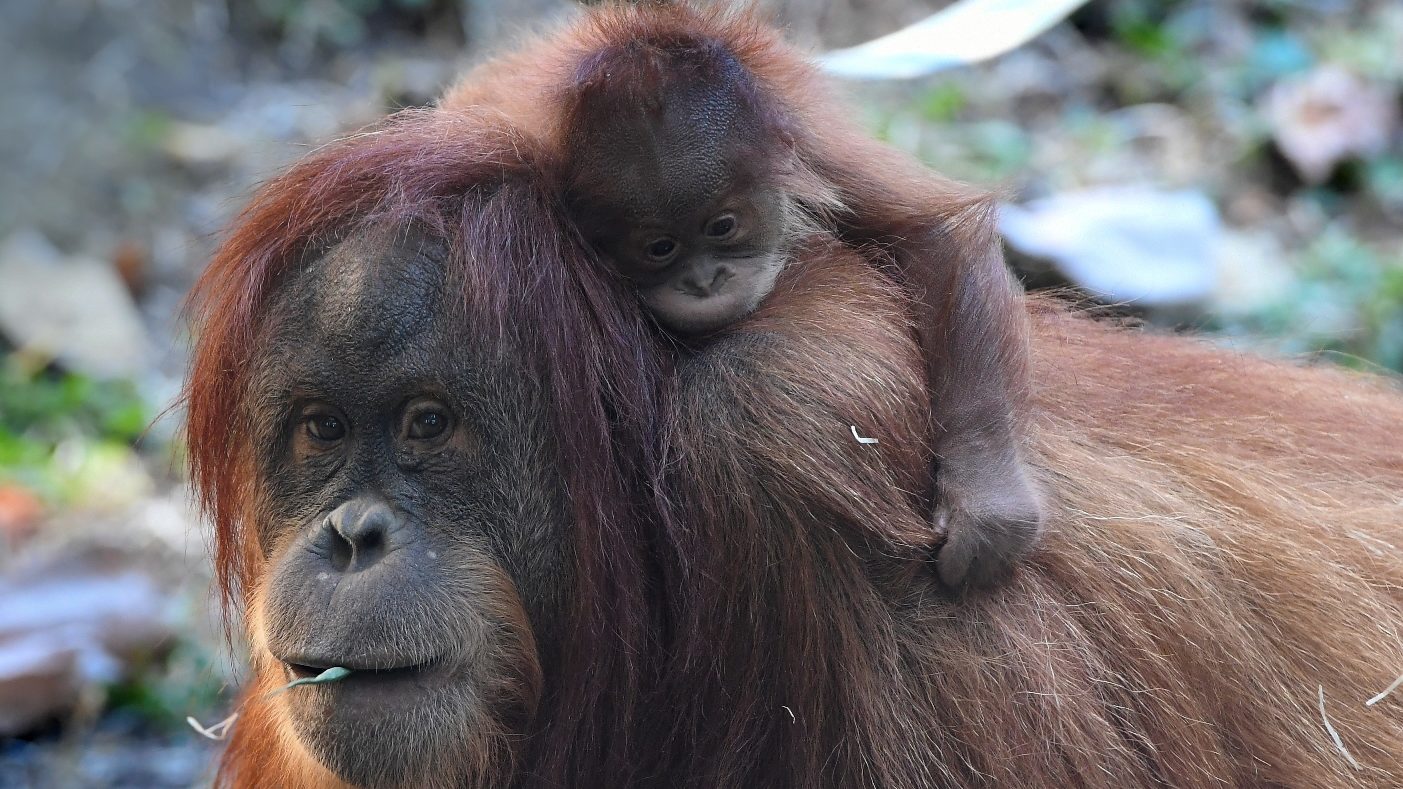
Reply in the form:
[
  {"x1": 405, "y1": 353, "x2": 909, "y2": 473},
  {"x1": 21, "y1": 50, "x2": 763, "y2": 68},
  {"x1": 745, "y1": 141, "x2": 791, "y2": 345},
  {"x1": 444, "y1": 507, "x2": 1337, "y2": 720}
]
[
  {"x1": 999, "y1": 187, "x2": 1222, "y2": 306},
  {"x1": 819, "y1": 0, "x2": 1093, "y2": 80}
]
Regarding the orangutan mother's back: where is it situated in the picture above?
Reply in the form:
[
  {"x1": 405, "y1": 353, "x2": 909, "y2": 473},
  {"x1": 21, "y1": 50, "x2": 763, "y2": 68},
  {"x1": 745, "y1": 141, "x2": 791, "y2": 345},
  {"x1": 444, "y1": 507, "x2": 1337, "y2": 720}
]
[
  {"x1": 1012, "y1": 303, "x2": 1403, "y2": 785},
  {"x1": 644, "y1": 239, "x2": 1403, "y2": 787}
]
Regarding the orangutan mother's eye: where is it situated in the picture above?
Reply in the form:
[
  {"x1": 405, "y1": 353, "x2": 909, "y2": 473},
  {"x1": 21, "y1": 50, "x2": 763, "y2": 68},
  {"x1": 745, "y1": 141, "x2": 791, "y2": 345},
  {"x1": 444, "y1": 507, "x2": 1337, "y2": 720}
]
[
  {"x1": 402, "y1": 399, "x2": 454, "y2": 444},
  {"x1": 306, "y1": 413, "x2": 347, "y2": 443}
]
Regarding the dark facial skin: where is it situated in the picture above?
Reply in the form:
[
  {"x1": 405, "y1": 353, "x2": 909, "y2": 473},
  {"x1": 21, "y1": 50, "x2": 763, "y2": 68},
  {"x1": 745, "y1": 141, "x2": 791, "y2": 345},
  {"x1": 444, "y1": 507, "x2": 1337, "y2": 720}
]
[{"x1": 246, "y1": 227, "x2": 559, "y2": 788}]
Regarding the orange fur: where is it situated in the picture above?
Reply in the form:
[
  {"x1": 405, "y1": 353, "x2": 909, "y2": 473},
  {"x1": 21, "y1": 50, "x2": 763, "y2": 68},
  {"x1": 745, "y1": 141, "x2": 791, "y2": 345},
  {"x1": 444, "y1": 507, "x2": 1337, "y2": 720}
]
[{"x1": 186, "y1": 4, "x2": 1403, "y2": 787}]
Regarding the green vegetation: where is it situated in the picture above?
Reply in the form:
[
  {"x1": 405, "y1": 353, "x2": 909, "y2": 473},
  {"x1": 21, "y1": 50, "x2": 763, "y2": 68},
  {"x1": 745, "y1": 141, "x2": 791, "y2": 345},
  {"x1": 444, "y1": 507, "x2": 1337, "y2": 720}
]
[
  {"x1": 104, "y1": 643, "x2": 228, "y2": 731},
  {"x1": 1214, "y1": 228, "x2": 1403, "y2": 372},
  {"x1": 0, "y1": 357, "x2": 156, "y2": 504}
]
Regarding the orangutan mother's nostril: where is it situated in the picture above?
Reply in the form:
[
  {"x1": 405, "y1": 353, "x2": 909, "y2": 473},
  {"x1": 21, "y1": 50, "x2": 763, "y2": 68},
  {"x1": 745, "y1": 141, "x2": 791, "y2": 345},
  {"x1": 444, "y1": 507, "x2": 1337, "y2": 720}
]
[{"x1": 324, "y1": 498, "x2": 395, "y2": 572}]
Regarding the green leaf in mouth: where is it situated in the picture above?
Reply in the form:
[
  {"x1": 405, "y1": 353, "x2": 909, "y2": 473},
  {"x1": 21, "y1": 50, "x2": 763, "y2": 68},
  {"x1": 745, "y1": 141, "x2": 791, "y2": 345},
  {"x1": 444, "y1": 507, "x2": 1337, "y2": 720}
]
[{"x1": 267, "y1": 666, "x2": 352, "y2": 696}]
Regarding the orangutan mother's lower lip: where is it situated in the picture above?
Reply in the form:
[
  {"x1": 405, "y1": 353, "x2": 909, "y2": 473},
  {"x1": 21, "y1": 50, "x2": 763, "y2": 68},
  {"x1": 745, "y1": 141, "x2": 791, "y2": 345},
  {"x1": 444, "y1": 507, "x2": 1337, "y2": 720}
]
[
  {"x1": 284, "y1": 659, "x2": 440, "y2": 683},
  {"x1": 277, "y1": 658, "x2": 451, "y2": 715}
]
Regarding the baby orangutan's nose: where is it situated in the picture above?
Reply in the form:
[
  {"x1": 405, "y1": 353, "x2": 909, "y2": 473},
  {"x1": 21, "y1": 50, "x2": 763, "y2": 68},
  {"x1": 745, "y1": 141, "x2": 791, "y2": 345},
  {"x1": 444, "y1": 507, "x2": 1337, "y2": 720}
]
[{"x1": 678, "y1": 261, "x2": 733, "y2": 297}]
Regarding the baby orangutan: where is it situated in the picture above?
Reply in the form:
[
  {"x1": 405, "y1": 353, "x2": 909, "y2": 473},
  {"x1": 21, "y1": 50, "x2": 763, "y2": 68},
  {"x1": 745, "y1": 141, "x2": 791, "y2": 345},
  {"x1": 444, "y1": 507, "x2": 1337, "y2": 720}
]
[
  {"x1": 564, "y1": 61, "x2": 805, "y2": 335},
  {"x1": 554, "y1": 26, "x2": 1043, "y2": 590}
]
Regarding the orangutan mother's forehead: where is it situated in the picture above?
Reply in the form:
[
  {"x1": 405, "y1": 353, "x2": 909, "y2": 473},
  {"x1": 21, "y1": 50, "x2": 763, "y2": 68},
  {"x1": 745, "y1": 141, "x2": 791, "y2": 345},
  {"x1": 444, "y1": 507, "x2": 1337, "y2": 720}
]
[
  {"x1": 271, "y1": 224, "x2": 453, "y2": 356},
  {"x1": 241, "y1": 223, "x2": 475, "y2": 413}
]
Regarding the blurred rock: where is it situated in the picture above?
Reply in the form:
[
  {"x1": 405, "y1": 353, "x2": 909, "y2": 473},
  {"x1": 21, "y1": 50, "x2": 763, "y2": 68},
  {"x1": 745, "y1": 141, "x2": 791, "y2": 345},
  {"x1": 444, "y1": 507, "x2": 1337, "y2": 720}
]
[
  {"x1": 371, "y1": 55, "x2": 463, "y2": 107},
  {"x1": 160, "y1": 121, "x2": 247, "y2": 167},
  {"x1": 0, "y1": 552, "x2": 172, "y2": 736},
  {"x1": 0, "y1": 231, "x2": 153, "y2": 380},
  {"x1": 1212, "y1": 230, "x2": 1293, "y2": 316},
  {"x1": 462, "y1": 0, "x2": 575, "y2": 50},
  {"x1": 999, "y1": 187, "x2": 1221, "y2": 306},
  {"x1": 1263, "y1": 65, "x2": 1399, "y2": 184},
  {"x1": 0, "y1": 632, "x2": 83, "y2": 736}
]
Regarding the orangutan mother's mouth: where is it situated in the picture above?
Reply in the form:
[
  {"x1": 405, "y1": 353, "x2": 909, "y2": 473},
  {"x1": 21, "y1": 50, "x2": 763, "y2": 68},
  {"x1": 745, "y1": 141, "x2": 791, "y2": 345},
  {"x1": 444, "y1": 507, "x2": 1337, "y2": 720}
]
[{"x1": 284, "y1": 657, "x2": 442, "y2": 685}]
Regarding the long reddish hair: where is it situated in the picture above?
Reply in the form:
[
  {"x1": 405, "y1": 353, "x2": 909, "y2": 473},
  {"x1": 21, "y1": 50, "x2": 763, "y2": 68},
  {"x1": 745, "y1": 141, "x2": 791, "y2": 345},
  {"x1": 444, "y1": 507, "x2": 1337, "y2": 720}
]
[
  {"x1": 188, "y1": 5, "x2": 1403, "y2": 788},
  {"x1": 185, "y1": 109, "x2": 676, "y2": 783}
]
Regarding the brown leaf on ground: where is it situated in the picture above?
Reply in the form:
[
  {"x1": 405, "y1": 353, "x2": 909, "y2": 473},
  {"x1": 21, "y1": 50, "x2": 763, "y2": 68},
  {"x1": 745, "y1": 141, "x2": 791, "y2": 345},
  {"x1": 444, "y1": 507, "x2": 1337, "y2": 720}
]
[{"x1": 0, "y1": 485, "x2": 43, "y2": 544}]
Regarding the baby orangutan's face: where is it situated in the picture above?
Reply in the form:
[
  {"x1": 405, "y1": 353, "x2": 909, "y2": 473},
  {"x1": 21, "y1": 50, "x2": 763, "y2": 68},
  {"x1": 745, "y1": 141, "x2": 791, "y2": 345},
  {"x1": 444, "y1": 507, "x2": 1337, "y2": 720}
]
[{"x1": 593, "y1": 184, "x2": 791, "y2": 335}]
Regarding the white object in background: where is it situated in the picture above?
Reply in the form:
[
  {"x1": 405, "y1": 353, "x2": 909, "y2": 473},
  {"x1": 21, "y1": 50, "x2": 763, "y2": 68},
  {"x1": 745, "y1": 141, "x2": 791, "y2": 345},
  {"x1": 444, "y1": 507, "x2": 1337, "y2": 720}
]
[
  {"x1": 1263, "y1": 65, "x2": 1399, "y2": 184},
  {"x1": 819, "y1": 0, "x2": 1093, "y2": 80},
  {"x1": 998, "y1": 188, "x2": 1221, "y2": 307},
  {"x1": 0, "y1": 230, "x2": 152, "y2": 380}
]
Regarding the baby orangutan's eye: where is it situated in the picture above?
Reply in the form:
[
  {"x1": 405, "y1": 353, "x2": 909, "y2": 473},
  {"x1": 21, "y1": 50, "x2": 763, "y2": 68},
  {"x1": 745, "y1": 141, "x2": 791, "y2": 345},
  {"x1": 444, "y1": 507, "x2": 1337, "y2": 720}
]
[
  {"x1": 644, "y1": 237, "x2": 678, "y2": 261},
  {"x1": 408, "y1": 409, "x2": 448, "y2": 440},
  {"x1": 704, "y1": 214, "x2": 737, "y2": 239}
]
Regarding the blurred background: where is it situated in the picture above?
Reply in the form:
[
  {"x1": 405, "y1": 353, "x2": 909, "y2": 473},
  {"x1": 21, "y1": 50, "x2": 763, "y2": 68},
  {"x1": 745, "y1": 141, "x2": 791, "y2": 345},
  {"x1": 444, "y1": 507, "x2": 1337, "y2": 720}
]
[{"x1": 0, "y1": 0, "x2": 1399, "y2": 785}]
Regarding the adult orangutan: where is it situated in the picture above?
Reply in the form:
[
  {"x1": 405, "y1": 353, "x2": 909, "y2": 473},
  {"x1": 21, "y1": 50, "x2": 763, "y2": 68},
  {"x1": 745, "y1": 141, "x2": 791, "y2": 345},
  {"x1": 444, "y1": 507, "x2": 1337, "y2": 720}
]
[{"x1": 184, "y1": 5, "x2": 1403, "y2": 789}]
